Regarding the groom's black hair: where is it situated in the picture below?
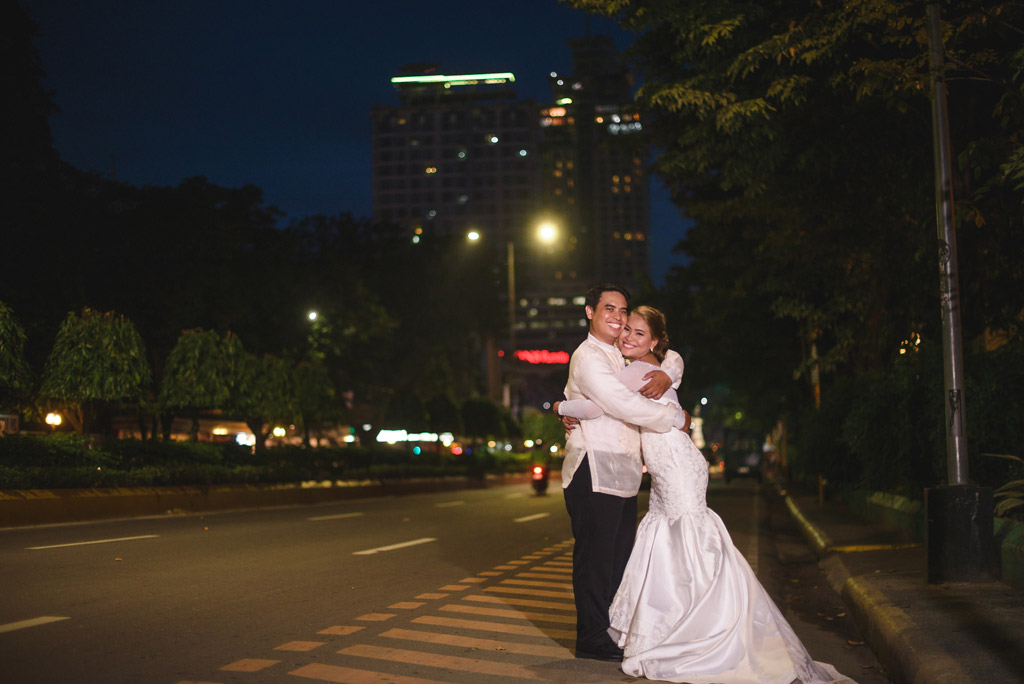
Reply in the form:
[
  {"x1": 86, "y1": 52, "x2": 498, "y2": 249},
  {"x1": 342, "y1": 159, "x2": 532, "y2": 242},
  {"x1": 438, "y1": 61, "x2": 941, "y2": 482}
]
[{"x1": 585, "y1": 283, "x2": 631, "y2": 310}]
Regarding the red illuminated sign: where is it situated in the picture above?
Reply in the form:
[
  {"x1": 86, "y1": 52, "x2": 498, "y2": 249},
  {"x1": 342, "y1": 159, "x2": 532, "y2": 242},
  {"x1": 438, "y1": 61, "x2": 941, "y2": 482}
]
[{"x1": 513, "y1": 350, "x2": 570, "y2": 364}]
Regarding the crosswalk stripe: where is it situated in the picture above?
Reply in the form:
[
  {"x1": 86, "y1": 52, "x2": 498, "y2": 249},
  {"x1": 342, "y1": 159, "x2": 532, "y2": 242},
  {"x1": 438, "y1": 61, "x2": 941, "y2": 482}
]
[
  {"x1": 462, "y1": 594, "x2": 576, "y2": 612},
  {"x1": 500, "y1": 578, "x2": 573, "y2": 589},
  {"x1": 440, "y1": 603, "x2": 575, "y2": 624},
  {"x1": 290, "y1": 662, "x2": 451, "y2": 683},
  {"x1": 412, "y1": 615, "x2": 575, "y2": 640},
  {"x1": 515, "y1": 572, "x2": 571, "y2": 580},
  {"x1": 339, "y1": 643, "x2": 546, "y2": 679},
  {"x1": 483, "y1": 586, "x2": 574, "y2": 599},
  {"x1": 379, "y1": 627, "x2": 571, "y2": 657}
]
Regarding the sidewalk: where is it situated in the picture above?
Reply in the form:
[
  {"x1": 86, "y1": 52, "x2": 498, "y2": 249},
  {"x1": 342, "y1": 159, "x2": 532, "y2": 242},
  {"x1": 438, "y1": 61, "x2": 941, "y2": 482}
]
[{"x1": 779, "y1": 483, "x2": 1024, "y2": 684}]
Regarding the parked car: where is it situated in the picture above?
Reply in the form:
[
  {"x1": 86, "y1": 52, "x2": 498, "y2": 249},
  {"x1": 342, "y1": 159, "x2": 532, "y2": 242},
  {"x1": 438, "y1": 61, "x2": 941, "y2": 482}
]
[{"x1": 721, "y1": 429, "x2": 764, "y2": 483}]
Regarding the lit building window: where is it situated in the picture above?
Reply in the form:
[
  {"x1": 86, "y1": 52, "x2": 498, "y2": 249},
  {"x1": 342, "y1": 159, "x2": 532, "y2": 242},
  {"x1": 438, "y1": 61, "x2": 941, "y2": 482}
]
[
  {"x1": 573, "y1": 296, "x2": 585, "y2": 305},
  {"x1": 425, "y1": 166, "x2": 437, "y2": 174},
  {"x1": 488, "y1": 135, "x2": 499, "y2": 143},
  {"x1": 547, "y1": 297, "x2": 567, "y2": 306},
  {"x1": 519, "y1": 149, "x2": 528, "y2": 157}
]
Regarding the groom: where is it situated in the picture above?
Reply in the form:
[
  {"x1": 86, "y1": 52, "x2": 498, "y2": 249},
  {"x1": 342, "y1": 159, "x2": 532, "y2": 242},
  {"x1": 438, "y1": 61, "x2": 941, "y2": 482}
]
[{"x1": 559, "y1": 283, "x2": 687, "y2": 661}]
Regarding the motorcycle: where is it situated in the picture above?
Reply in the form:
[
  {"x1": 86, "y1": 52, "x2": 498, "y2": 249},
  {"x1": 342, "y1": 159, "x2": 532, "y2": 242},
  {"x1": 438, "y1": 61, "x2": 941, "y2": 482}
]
[{"x1": 531, "y1": 463, "x2": 550, "y2": 495}]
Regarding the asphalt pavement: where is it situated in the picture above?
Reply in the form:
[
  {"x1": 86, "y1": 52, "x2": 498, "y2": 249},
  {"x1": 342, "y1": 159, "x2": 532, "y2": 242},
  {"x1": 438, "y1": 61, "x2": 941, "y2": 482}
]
[
  {"x1": 5, "y1": 475, "x2": 1024, "y2": 683},
  {"x1": 779, "y1": 480, "x2": 1024, "y2": 684}
]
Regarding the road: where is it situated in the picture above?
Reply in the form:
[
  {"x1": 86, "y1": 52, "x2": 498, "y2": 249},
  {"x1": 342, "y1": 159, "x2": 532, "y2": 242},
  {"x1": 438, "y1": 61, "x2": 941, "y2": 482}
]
[{"x1": 0, "y1": 478, "x2": 888, "y2": 683}]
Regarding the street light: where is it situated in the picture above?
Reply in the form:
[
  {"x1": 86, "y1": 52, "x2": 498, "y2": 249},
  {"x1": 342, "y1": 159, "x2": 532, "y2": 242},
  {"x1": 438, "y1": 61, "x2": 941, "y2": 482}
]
[{"x1": 466, "y1": 222, "x2": 560, "y2": 413}]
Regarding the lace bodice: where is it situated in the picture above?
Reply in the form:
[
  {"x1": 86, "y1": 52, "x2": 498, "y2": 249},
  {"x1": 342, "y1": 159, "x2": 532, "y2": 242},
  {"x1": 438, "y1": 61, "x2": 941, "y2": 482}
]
[{"x1": 642, "y1": 428, "x2": 709, "y2": 520}]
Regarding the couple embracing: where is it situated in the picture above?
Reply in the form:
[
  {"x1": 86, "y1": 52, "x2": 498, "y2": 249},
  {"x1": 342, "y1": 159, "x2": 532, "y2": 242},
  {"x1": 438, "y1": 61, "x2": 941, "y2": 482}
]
[{"x1": 556, "y1": 284, "x2": 853, "y2": 683}]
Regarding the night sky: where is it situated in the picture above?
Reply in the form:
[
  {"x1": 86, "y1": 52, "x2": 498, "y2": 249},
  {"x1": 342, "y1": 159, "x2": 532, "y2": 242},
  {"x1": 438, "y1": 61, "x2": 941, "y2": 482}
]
[{"x1": 23, "y1": 0, "x2": 689, "y2": 284}]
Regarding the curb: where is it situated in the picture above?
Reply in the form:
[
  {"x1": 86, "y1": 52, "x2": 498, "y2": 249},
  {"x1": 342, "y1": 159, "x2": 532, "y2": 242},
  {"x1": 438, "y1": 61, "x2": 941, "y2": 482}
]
[{"x1": 779, "y1": 489, "x2": 972, "y2": 684}]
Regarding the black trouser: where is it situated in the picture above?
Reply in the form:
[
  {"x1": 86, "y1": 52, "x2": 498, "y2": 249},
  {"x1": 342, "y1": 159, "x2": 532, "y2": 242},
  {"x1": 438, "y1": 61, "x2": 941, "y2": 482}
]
[{"x1": 563, "y1": 454, "x2": 637, "y2": 652}]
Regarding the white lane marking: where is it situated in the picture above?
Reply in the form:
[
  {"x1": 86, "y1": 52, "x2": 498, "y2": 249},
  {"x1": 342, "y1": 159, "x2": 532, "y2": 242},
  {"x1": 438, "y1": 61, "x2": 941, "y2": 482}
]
[
  {"x1": 308, "y1": 512, "x2": 364, "y2": 521},
  {"x1": 353, "y1": 537, "x2": 437, "y2": 556},
  {"x1": 0, "y1": 616, "x2": 70, "y2": 633},
  {"x1": 434, "y1": 500, "x2": 465, "y2": 508},
  {"x1": 26, "y1": 534, "x2": 159, "y2": 550},
  {"x1": 514, "y1": 513, "x2": 550, "y2": 523}
]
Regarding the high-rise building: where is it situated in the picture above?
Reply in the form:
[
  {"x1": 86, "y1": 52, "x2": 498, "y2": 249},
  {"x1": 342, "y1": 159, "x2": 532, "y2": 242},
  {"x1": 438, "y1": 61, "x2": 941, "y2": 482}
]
[
  {"x1": 371, "y1": 39, "x2": 650, "y2": 407},
  {"x1": 371, "y1": 66, "x2": 540, "y2": 251},
  {"x1": 541, "y1": 35, "x2": 649, "y2": 292}
]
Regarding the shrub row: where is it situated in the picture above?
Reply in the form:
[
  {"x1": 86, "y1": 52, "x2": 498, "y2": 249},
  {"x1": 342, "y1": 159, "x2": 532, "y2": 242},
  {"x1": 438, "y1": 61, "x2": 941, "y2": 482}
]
[{"x1": 0, "y1": 435, "x2": 549, "y2": 490}]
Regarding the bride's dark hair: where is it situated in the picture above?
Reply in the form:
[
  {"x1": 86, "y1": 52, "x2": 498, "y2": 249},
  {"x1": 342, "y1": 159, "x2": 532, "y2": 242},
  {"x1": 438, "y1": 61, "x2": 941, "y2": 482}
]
[{"x1": 633, "y1": 305, "x2": 669, "y2": 361}]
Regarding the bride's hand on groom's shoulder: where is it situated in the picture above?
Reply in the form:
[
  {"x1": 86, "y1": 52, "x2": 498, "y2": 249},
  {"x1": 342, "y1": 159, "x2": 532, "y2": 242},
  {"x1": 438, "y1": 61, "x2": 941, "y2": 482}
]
[{"x1": 639, "y1": 370, "x2": 671, "y2": 399}]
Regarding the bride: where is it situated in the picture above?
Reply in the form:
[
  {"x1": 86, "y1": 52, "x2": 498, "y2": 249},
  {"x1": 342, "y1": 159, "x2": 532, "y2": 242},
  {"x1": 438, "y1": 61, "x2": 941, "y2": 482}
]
[{"x1": 556, "y1": 305, "x2": 853, "y2": 683}]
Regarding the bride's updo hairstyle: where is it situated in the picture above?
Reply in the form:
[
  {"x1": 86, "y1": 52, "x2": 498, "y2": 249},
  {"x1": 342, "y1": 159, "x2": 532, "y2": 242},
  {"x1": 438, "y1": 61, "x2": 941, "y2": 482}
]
[{"x1": 633, "y1": 305, "x2": 669, "y2": 361}]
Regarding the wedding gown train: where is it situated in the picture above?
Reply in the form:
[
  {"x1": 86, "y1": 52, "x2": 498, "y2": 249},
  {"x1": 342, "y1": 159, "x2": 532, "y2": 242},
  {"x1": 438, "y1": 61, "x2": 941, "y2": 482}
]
[
  {"x1": 562, "y1": 360, "x2": 854, "y2": 683},
  {"x1": 610, "y1": 416, "x2": 854, "y2": 683}
]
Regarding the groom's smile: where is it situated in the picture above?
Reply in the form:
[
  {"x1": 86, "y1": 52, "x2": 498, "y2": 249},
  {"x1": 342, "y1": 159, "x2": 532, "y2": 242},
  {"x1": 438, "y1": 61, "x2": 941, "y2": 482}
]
[{"x1": 586, "y1": 291, "x2": 628, "y2": 345}]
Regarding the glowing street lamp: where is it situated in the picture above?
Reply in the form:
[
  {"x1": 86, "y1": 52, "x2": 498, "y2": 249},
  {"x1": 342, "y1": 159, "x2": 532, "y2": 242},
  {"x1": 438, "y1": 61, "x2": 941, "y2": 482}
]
[
  {"x1": 537, "y1": 221, "x2": 558, "y2": 244},
  {"x1": 45, "y1": 412, "x2": 62, "y2": 429},
  {"x1": 466, "y1": 222, "x2": 561, "y2": 414}
]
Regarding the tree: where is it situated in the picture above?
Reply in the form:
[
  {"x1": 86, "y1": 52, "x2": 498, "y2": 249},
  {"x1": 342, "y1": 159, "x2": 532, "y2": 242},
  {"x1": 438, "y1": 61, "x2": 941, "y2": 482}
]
[
  {"x1": 0, "y1": 300, "x2": 32, "y2": 413},
  {"x1": 293, "y1": 358, "x2": 337, "y2": 446},
  {"x1": 461, "y1": 398, "x2": 507, "y2": 443},
  {"x1": 572, "y1": 0, "x2": 1024, "y2": 414},
  {"x1": 381, "y1": 388, "x2": 429, "y2": 433},
  {"x1": 39, "y1": 309, "x2": 151, "y2": 434},
  {"x1": 227, "y1": 351, "x2": 296, "y2": 454},
  {"x1": 426, "y1": 392, "x2": 463, "y2": 436},
  {"x1": 159, "y1": 329, "x2": 232, "y2": 441}
]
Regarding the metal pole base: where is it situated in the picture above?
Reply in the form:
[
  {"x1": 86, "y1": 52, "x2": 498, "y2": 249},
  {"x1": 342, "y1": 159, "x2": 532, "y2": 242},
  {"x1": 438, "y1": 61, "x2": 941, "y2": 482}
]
[{"x1": 925, "y1": 484, "x2": 996, "y2": 583}]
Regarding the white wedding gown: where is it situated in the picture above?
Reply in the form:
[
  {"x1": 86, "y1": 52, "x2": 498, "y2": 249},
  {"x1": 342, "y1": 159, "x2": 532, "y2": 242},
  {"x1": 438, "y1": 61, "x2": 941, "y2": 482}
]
[{"x1": 562, "y1": 361, "x2": 854, "y2": 683}]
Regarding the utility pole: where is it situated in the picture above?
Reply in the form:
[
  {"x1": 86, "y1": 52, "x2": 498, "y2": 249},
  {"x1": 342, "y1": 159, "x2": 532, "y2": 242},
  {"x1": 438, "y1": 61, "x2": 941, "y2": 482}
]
[{"x1": 923, "y1": 2, "x2": 994, "y2": 583}]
